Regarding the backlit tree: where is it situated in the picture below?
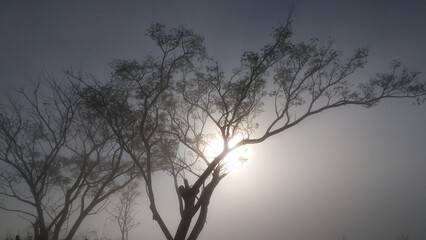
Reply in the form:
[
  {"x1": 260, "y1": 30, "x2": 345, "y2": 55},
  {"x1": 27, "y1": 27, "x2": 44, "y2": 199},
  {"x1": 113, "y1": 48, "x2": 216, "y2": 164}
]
[{"x1": 75, "y1": 14, "x2": 425, "y2": 240}]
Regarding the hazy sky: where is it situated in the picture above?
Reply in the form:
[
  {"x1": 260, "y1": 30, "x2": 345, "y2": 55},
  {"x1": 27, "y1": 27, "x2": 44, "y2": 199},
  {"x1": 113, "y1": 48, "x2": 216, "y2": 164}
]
[{"x1": 1, "y1": 1, "x2": 426, "y2": 240}]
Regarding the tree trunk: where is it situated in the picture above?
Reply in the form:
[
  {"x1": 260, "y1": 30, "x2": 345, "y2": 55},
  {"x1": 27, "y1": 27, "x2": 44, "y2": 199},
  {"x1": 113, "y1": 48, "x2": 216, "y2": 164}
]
[
  {"x1": 174, "y1": 174, "x2": 220, "y2": 240},
  {"x1": 32, "y1": 220, "x2": 40, "y2": 240},
  {"x1": 173, "y1": 191, "x2": 196, "y2": 240},
  {"x1": 34, "y1": 199, "x2": 49, "y2": 240},
  {"x1": 187, "y1": 202, "x2": 209, "y2": 240},
  {"x1": 36, "y1": 229, "x2": 49, "y2": 240},
  {"x1": 187, "y1": 177, "x2": 219, "y2": 240},
  {"x1": 63, "y1": 208, "x2": 91, "y2": 240}
]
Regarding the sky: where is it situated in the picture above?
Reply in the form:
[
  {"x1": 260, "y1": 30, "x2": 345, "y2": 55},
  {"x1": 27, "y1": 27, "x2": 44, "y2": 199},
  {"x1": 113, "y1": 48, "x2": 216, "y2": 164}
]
[{"x1": 1, "y1": 0, "x2": 426, "y2": 239}]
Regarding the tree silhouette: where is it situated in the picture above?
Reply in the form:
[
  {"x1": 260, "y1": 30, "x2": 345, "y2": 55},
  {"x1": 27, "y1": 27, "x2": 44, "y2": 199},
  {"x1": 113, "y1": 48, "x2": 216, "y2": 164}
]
[
  {"x1": 73, "y1": 14, "x2": 425, "y2": 240},
  {"x1": 107, "y1": 182, "x2": 141, "y2": 240},
  {"x1": 0, "y1": 79, "x2": 137, "y2": 240}
]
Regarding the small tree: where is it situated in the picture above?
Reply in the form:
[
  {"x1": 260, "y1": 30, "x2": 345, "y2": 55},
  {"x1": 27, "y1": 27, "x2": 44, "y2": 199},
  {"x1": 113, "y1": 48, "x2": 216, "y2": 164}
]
[
  {"x1": 107, "y1": 182, "x2": 141, "y2": 240},
  {"x1": 76, "y1": 14, "x2": 426, "y2": 240}
]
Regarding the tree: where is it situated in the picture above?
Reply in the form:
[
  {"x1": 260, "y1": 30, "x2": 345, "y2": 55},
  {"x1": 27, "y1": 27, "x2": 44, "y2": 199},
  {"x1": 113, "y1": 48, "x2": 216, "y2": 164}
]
[
  {"x1": 75, "y1": 14, "x2": 426, "y2": 240},
  {"x1": 0, "y1": 79, "x2": 138, "y2": 240},
  {"x1": 107, "y1": 182, "x2": 141, "y2": 240}
]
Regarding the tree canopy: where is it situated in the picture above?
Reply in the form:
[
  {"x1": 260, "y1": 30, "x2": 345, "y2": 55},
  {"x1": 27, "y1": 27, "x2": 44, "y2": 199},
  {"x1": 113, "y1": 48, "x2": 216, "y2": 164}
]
[
  {"x1": 0, "y1": 80, "x2": 137, "y2": 240},
  {"x1": 0, "y1": 8, "x2": 425, "y2": 239},
  {"x1": 71, "y1": 18, "x2": 425, "y2": 240}
]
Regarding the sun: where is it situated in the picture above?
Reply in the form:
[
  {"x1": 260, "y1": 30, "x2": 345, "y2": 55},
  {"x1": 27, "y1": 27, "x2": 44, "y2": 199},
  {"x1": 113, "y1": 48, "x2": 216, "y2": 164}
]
[{"x1": 204, "y1": 135, "x2": 249, "y2": 172}]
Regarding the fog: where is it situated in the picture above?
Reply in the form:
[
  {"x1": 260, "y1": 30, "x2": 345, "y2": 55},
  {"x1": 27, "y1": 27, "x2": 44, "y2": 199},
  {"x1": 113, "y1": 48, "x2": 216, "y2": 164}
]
[{"x1": 1, "y1": 1, "x2": 425, "y2": 239}]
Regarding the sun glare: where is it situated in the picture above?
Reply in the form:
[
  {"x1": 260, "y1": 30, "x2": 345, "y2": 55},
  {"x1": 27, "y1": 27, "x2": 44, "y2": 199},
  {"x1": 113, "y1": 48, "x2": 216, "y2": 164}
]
[{"x1": 205, "y1": 135, "x2": 249, "y2": 172}]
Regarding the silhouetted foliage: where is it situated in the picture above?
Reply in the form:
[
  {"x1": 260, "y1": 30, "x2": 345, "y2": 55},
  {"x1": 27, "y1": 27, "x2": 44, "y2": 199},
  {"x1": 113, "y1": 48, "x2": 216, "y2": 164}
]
[
  {"x1": 71, "y1": 11, "x2": 425, "y2": 240},
  {"x1": 0, "y1": 80, "x2": 137, "y2": 240},
  {"x1": 1, "y1": 9, "x2": 423, "y2": 240}
]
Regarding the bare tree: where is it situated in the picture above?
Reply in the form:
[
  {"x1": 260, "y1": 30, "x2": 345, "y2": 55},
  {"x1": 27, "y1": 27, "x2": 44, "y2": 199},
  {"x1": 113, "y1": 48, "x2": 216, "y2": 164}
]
[
  {"x1": 107, "y1": 182, "x2": 141, "y2": 240},
  {"x1": 73, "y1": 23, "x2": 206, "y2": 240},
  {"x1": 0, "y1": 79, "x2": 138, "y2": 240},
  {"x1": 75, "y1": 13, "x2": 426, "y2": 240}
]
